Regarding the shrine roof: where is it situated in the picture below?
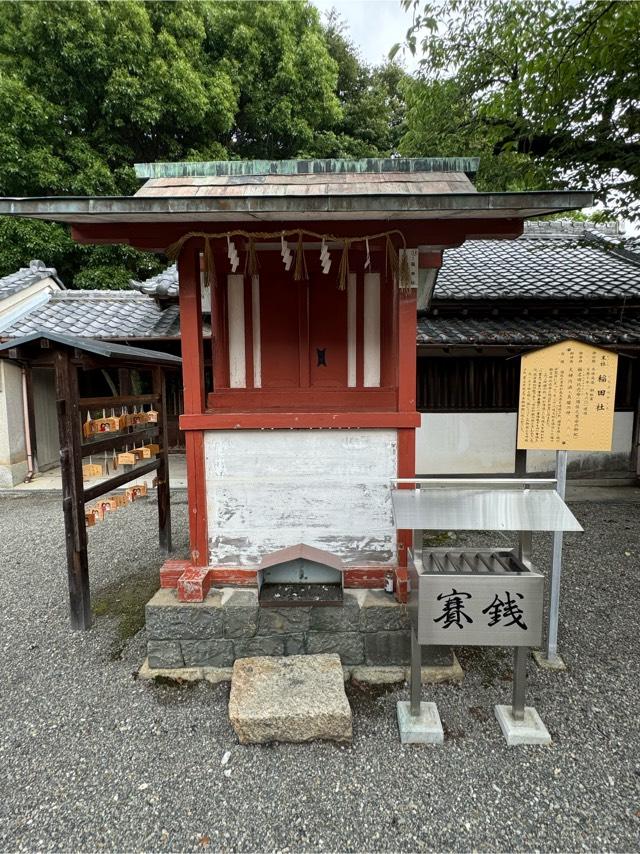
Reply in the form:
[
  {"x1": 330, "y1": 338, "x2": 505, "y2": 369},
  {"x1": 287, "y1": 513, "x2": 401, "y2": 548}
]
[
  {"x1": 134, "y1": 169, "x2": 476, "y2": 198},
  {"x1": 417, "y1": 314, "x2": 640, "y2": 347},
  {"x1": 433, "y1": 221, "x2": 640, "y2": 303},
  {"x1": 0, "y1": 159, "x2": 592, "y2": 223},
  {"x1": 0, "y1": 290, "x2": 204, "y2": 340}
]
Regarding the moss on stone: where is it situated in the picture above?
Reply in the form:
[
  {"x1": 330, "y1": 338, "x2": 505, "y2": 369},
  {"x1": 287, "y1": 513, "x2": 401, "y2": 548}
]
[{"x1": 92, "y1": 565, "x2": 160, "y2": 658}]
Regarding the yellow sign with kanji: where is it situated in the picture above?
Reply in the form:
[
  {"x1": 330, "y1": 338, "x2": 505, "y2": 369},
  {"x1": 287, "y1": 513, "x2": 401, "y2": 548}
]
[{"x1": 517, "y1": 339, "x2": 618, "y2": 451}]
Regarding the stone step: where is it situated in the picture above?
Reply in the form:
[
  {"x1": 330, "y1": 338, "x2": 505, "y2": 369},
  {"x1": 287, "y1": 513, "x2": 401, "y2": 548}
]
[{"x1": 228, "y1": 653, "x2": 352, "y2": 744}]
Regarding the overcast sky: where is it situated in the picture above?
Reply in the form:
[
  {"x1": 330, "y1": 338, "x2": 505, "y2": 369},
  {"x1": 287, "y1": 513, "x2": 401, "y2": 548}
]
[{"x1": 310, "y1": 0, "x2": 419, "y2": 70}]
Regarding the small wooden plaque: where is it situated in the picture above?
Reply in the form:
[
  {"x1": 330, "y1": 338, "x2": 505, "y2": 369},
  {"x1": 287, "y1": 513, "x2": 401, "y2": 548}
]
[
  {"x1": 82, "y1": 462, "x2": 103, "y2": 479},
  {"x1": 92, "y1": 416, "x2": 121, "y2": 434}
]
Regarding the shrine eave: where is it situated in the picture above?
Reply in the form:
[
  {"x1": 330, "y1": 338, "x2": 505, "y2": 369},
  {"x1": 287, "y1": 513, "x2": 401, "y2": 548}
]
[{"x1": 0, "y1": 190, "x2": 594, "y2": 225}]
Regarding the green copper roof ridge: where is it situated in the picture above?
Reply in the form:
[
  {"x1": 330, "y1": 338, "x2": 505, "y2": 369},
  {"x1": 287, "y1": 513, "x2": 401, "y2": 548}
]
[{"x1": 134, "y1": 157, "x2": 481, "y2": 180}]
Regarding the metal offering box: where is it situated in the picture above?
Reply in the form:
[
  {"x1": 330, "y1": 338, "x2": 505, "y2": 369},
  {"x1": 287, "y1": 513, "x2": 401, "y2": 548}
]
[{"x1": 409, "y1": 548, "x2": 543, "y2": 647}]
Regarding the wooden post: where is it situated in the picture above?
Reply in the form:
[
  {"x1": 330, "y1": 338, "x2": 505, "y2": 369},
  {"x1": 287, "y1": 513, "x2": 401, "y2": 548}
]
[
  {"x1": 178, "y1": 242, "x2": 209, "y2": 566},
  {"x1": 153, "y1": 366, "x2": 172, "y2": 553},
  {"x1": 54, "y1": 349, "x2": 91, "y2": 630},
  {"x1": 118, "y1": 368, "x2": 131, "y2": 396}
]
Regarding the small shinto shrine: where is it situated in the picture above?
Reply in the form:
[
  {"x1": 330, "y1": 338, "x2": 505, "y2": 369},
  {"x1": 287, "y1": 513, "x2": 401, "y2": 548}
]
[{"x1": 0, "y1": 158, "x2": 591, "y2": 667}]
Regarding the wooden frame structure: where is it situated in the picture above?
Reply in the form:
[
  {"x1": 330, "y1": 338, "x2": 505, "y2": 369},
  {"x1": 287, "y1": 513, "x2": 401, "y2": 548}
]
[{"x1": 0, "y1": 332, "x2": 181, "y2": 629}]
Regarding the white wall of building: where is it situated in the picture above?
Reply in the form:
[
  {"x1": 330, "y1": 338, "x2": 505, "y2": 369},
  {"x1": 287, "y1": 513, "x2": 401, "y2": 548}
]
[
  {"x1": 0, "y1": 361, "x2": 27, "y2": 487},
  {"x1": 416, "y1": 411, "x2": 634, "y2": 475},
  {"x1": 204, "y1": 428, "x2": 397, "y2": 567}
]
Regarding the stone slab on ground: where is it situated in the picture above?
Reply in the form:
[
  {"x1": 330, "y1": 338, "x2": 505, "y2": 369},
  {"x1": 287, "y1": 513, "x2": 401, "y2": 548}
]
[
  {"x1": 396, "y1": 700, "x2": 444, "y2": 745},
  {"x1": 408, "y1": 654, "x2": 464, "y2": 685},
  {"x1": 532, "y1": 649, "x2": 568, "y2": 671},
  {"x1": 228, "y1": 653, "x2": 352, "y2": 744},
  {"x1": 138, "y1": 658, "x2": 232, "y2": 684},
  {"x1": 494, "y1": 704, "x2": 552, "y2": 746}
]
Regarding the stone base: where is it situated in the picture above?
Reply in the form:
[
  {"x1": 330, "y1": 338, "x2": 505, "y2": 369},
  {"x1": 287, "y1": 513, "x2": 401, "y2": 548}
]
[
  {"x1": 396, "y1": 700, "x2": 444, "y2": 745},
  {"x1": 494, "y1": 704, "x2": 552, "y2": 746},
  {"x1": 0, "y1": 459, "x2": 28, "y2": 488},
  {"x1": 228, "y1": 654, "x2": 352, "y2": 744},
  {"x1": 138, "y1": 658, "x2": 232, "y2": 684},
  {"x1": 532, "y1": 650, "x2": 567, "y2": 671},
  {"x1": 145, "y1": 587, "x2": 462, "y2": 671}
]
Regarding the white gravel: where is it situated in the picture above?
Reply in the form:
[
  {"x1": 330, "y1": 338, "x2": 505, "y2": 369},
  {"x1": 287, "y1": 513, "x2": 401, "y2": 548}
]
[{"x1": 0, "y1": 492, "x2": 638, "y2": 852}]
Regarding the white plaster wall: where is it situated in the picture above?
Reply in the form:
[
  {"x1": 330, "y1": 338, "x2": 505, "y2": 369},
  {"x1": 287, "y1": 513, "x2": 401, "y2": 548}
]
[
  {"x1": 416, "y1": 412, "x2": 517, "y2": 474},
  {"x1": 416, "y1": 411, "x2": 634, "y2": 475},
  {"x1": 204, "y1": 429, "x2": 397, "y2": 567},
  {"x1": 0, "y1": 361, "x2": 27, "y2": 487}
]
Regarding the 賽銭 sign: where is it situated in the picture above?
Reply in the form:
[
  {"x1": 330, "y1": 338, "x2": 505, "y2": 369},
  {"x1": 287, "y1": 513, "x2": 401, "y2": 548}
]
[
  {"x1": 517, "y1": 339, "x2": 618, "y2": 451},
  {"x1": 418, "y1": 573, "x2": 543, "y2": 647}
]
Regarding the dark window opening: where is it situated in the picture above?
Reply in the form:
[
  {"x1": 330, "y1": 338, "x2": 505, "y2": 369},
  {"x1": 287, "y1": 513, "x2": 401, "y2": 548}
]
[{"x1": 418, "y1": 354, "x2": 638, "y2": 412}]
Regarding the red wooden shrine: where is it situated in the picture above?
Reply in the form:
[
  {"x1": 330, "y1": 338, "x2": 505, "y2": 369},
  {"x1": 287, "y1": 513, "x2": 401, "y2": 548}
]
[{"x1": 0, "y1": 158, "x2": 591, "y2": 606}]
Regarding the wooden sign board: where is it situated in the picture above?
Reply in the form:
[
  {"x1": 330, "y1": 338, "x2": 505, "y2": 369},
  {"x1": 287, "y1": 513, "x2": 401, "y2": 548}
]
[{"x1": 517, "y1": 339, "x2": 618, "y2": 451}]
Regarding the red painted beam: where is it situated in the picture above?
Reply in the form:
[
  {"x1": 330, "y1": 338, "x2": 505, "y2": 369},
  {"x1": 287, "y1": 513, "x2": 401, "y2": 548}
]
[
  {"x1": 163, "y1": 566, "x2": 395, "y2": 596},
  {"x1": 70, "y1": 218, "x2": 524, "y2": 251},
  {"x1": 179, "y1": 411, "x2": 421, "y2": 430}
]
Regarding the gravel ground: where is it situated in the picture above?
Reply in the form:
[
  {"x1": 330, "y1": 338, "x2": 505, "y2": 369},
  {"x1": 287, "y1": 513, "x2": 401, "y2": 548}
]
[{"x1": 0, "y1": 492, "x2": 638, "y2": 853}]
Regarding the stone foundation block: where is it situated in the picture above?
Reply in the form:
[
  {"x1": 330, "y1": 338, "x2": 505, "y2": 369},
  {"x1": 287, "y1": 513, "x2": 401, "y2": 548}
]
[
  {"x1": 284, "y1": 633, "x2": 306, "y2": 656},
  {"x1": 145, "y1": 589, "x2": 223, "y2": 640},
  {"x1": 495, "y1": 705, "x2": 552, "y2": 746},
  {"x1": 364, "y1": 631, "x2": 410, "y2": 665},
  {"x1": 307, "y1": 631, "x2": 364, "y2": 665},
  {"x1": 147, "y1": 640, "x2": 184, "y2": 669},
  {"x1": 223, "y1": 590, "x2": 259, "y2": 638},
  {"x1": 229, "y1": 654, "x2": 352, "y2": 744},
  {"x1": 182, "y1": 639, "x2": 234, "y2": 668},
  {"x1": 421, "y1": 645, "x2": 454, "y2": 668},
  {"x1": 309, "y1": 592, "x2": 360, "y2": 632},
  {"x1": 397, "y1": 701, "x2": 444, "y2": 745},
  {"x1": 360, "y1": 591, "x2": 410, "y2": 632},
  {"x1": 257, "y1": 607, "x2": 310, "y2": 635},
  {"x1": 234, "y1": 635, "x2": 286, "y2": 659}
]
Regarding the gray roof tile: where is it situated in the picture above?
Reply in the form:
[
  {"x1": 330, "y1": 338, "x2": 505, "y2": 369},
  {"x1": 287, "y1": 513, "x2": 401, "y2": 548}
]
[
  {"x1": 1, "y1": 290, "x2": 205, "y2": 340},
  {"x1": 417, "y1": 314, "x2": 640, "y2": 346},
  {"x1": 0, "y1": 260, "x2": 62, "y2": 301},
  {"x1": 434, "y1": 222, "x2": 640, "y2": 302},
  {"x1": 129, "y1": 264, "x2": 179, "y2": 298}
]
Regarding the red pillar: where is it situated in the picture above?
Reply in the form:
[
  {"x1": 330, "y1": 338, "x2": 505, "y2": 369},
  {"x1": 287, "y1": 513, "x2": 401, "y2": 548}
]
[{"x1": 178, "y1": 241, "x2": 209, "y2": 567}]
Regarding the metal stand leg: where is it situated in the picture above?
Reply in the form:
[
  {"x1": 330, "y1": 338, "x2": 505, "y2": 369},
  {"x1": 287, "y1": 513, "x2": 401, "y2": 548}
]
[
  {"x1": 410, "y1": 627, "x2": 421, "y2": 716},
  {"x1": 546, "y1": 449, "x2": 567, "y2": 663},
  {"x1": 512, "y1": 647, "x2": 528, "y2": 721}
]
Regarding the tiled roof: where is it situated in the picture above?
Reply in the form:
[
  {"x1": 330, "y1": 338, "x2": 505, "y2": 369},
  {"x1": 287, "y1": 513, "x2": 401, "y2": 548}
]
[
  {"x1": 0, "y1": 260, "x2": 62, "y2": 301},
  {"x1": 417, "y1": 314, "x2": 640, "y2": 347},
  {"x1": 434, "y1": 223, "x2": 640, "y2": 302},
  {"x1": 129, "y1": 264, "x2": 178, "y2": 298},
  {"x1": 1, "y1": 291, "x2": 187, "y2": 339}
]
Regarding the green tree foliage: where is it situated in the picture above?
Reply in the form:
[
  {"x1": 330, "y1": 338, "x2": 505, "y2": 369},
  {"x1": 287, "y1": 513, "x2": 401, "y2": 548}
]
[
  {"x1": 397, "y1": 0, "x2": 640, "y2": 219},
  {"x1": 0, "y1": 0, "x2": 406, "y2": 287}
]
